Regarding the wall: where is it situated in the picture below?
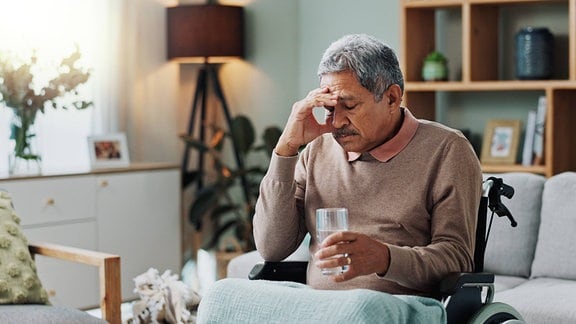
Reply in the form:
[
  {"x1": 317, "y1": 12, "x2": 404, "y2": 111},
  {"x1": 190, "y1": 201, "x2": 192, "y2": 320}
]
[
  {"x1": 167, "y1": 0, "x2": 400, "y2": 166},
  {"x1": 297, "y1": 0, "x2": 400, "y2": 96},
  {"x1": 174, "y1": 0, "x2": 299, "y2": 167}
]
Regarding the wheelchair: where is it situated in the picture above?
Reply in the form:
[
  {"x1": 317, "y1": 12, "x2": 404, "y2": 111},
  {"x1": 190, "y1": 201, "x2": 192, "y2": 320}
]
[{"x1": 248, "y1": 177, "x2": 525, "y2": 324}]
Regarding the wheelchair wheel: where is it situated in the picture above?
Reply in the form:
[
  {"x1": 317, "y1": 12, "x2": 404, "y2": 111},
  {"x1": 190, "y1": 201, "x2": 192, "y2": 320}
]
[{"x1": 468, "y1": 302, "x2": 524, "y2": 324}]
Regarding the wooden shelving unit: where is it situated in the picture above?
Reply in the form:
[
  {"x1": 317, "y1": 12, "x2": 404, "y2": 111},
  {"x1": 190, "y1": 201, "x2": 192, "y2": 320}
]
[{"x1": 401, "y1": 0, "x2": 576, "y2": 177}]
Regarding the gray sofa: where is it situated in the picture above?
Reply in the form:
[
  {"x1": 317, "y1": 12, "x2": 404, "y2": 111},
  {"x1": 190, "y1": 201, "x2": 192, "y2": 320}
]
[
  {"x1": 483, "y1": 172, "x2": 576, "y2": 323},
  {"x1": 227, "y1": 172, "x2": 576, "y2": 324}
]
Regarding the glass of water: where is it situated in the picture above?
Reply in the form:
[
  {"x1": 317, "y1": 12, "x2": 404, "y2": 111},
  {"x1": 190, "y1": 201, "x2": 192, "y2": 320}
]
[{"x1": 316, "y1": 207, "x2": 349, "y2": 275}]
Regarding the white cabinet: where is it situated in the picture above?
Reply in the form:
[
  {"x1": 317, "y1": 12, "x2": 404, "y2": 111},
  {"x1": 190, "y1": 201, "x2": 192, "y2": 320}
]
[
  {"x1": 0, "y1": 164, "x2": 181, "y2": 308},
  {"x1": 96, "y1": 169, "x2": 181, "y2": 300}
]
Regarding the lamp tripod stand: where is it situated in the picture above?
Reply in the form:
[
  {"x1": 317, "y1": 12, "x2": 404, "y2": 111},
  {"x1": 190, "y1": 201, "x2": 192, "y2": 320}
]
[{"x1": 181, "y1": 63, "x2": 250, "y2": 203}]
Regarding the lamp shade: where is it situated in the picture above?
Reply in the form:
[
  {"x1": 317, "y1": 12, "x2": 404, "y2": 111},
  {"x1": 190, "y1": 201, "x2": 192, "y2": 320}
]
[{"x1": 167, "y1": 4, "x2": 244, "y2": 62}]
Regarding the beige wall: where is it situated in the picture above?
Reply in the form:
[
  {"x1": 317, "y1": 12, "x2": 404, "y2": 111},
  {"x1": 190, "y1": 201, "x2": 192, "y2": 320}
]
[{"x1": 137, "y1": 0, "x2": 400, "y2": 164}]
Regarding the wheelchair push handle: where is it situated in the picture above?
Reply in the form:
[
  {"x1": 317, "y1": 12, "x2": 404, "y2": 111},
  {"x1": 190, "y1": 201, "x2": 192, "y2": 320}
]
[{"x1": 484, "y1": 177, "x2": 517, "y2": 227}]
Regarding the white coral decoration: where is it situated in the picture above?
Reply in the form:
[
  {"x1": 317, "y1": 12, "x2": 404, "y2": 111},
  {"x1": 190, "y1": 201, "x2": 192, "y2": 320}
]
[{"x1": 132, "y1": 268, "x2": 201, "y2": 324}]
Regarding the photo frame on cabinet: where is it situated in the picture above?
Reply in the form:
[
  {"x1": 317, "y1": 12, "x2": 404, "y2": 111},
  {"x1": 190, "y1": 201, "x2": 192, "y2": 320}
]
[
  {"x1": 87, "y1": 133, "x2": 130, "y2": 169},
  {"x1": 481, "y1": 119, "x2": 521, "y2": 165}
]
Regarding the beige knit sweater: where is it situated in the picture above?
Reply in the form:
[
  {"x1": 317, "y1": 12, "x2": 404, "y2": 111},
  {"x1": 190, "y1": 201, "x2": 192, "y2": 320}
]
[{"x1": 253, "y1": 111, "x2": 482, "y2": 298}]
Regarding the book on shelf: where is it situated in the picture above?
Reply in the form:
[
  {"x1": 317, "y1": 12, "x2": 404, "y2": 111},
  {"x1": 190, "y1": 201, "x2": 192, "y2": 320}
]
[
  {"x1": 522, "y1": 110, "x2": 537, "y2": 166},
  {"x1": 533, "y1": 96, "x2": 547, "y2": 165}
]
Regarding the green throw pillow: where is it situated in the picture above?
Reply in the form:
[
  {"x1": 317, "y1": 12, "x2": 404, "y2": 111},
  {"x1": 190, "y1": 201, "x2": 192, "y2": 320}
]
[{"x1": 0, "y1": 191, "x2": 49, "y2": 304}]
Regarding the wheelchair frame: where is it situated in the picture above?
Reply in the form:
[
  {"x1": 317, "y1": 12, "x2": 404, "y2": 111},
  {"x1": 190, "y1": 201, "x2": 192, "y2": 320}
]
[{"x1": 248, "y1": 177, "x2": 525, "y2": 324}]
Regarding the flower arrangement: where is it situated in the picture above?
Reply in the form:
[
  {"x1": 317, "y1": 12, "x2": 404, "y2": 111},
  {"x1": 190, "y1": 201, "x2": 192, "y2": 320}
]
[{"x1": 0, "y1": 47, "x2": 92, "y2": 173}]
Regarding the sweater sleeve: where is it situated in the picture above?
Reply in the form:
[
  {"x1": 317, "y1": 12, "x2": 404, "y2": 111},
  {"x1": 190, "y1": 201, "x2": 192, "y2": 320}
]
[
  {"x1": 381, "y1": 136, "x2": 482, "y2": 292},
  {"x1": 253, "y1": 153, "x2": 308, "y2": 261}
]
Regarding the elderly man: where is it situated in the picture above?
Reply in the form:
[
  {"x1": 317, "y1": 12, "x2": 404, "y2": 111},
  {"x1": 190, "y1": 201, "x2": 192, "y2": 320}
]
[{"x1": 198, "y1": 34, "x2": 482, "y2": 323}]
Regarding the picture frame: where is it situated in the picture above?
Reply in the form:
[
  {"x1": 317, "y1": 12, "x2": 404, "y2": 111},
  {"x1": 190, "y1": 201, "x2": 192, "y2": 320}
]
[
  {"x1": 87, "y1": 133, "x2": 130, "y2": 169},
  {"x1": 481, "y1": 119, "x2": 522, "y2": 165}
]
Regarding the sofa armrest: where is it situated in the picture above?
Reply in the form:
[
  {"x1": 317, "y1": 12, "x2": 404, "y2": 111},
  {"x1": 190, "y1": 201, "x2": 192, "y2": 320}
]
[{"x1": 28, "y1": 242, "x2": 122, "y2": 324}]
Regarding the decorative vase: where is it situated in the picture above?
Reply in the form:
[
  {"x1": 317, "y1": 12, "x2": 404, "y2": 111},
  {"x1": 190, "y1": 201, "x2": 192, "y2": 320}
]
[
  {"x1": 422, "y1": 51, "x2": 448, "y2": 81},
  {"x1": 422, "y1": 61, "x2": 448, "y2": 81},
  {"x1": 8, "y1": 110, "x2": 41, "y2": 175},
  {"x1": 515, "y1": 27, "x2": 554, "y2": 80}
]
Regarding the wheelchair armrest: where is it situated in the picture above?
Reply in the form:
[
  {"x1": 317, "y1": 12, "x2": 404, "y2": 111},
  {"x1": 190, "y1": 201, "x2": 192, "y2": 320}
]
[
  {"x1": 440, "y1": 272, "x2": 496, "y2": 324},
  {"x1": 248, "y1": 261, "x2": 308, "y2": 284},
  {"x1": 439, "y1": 272, "x2": 495, "y2": 296}
]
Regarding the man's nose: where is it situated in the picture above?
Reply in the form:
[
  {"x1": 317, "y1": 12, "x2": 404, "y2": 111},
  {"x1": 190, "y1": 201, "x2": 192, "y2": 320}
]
[{"x1": 331, "y1": 109, "x2": 349, "y2": 129}]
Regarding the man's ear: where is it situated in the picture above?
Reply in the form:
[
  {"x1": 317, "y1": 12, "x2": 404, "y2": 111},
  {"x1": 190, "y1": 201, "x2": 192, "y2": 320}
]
[{"x1": 387, "y1": 84, "x2": 402, "y2": 106}]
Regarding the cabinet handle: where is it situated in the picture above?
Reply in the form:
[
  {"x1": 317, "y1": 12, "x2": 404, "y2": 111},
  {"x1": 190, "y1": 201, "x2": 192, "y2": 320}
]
[
  {"x1": 100, "y1": 180, "x2": 109, "y2": 187},
  {"x1": 45, "y1": 198, "x2": 55, "y2": 206}
]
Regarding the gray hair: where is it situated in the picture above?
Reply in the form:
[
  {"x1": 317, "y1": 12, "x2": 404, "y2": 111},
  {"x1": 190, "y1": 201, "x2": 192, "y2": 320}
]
[{"x1": 317, "y1": 34, "x2": 404, "y2": 102}]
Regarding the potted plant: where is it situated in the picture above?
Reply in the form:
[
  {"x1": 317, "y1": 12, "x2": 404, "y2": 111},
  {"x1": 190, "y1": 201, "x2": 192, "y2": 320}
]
[
  {"x1": 181, "y1": 115, "x2": 282, "y2": 257},
  {"x1": 421, "y1": 50, "x2": 448, "y2": 81}
]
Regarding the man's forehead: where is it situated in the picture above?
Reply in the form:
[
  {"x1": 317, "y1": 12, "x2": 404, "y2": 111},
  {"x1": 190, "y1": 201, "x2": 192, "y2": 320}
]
[
  {"x1": 336, "y1": 92, "x2": 357, "y2": 101},
  {"x1": 320, "y1": 72, "x2": 365, "y2": 101}
]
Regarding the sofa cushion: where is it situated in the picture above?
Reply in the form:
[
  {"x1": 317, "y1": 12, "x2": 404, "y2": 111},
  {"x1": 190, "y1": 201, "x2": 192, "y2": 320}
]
[
  {"x1": 494, "y1": 278, "x2": 576, "y2": 324},
  {"x1": 493, "y1": 275, "x2": 528, "y2": 293},
  {"x1": 0, "y1": 191, "x2": 49, "y2": 305},
  {"x1": 0, "y1": 305, "x2": 105, "y2": 323},
  {"x1": 531, "y1": 172, "x2": 576, "y2": 280},
  {"x1": 482, "y1": 173, "x2": 545, "y2": 278}
]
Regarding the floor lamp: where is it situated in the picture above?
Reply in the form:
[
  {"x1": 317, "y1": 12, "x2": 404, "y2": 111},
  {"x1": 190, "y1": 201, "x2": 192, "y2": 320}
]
[{"x1": 167, "y1": 4, "x2": 248, "y2": 200}]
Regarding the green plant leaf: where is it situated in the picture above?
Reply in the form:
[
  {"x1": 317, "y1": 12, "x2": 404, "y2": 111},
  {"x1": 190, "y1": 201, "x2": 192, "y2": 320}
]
[
  {"x1": 188, "y1": 187, "x2": 220, "y2": 229},
  {"x1": 201, "y1": 219, "x2": 239, "y2": 250},
  {"x1": 72, "y1": 100, "x2": 93, "y2": 110},
  {"x1": 424, "y1": 51, "x2": 447, "y2": 63},
  {"x1": 262, "y1": 126, "x2": 282, "y2": 157},
  {"x1": 181, "y1": 170, "x2": 201, "y2": 188},
  {"x1": 210, "y1": 204, "x2": 240, "y2": 222},
  {"x1": 181, "y1": 113, "x2": 282, "y2": 252},
  {"x1": 180, "y1": 134, "x2": 210, "y2": 152},
  {"x1": 230, "y1": 115, "x2": 255, "y2": 155}
]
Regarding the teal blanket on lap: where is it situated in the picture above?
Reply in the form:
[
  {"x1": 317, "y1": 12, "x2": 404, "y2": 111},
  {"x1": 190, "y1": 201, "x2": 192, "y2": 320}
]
[{"x1": 197, "y1": 278, "x2": 446, "y2": 324}]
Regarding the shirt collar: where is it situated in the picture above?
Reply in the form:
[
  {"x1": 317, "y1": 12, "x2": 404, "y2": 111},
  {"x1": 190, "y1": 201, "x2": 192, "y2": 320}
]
[{"x1": 347, "y1": 107, "x2": 419, "y2": 162}]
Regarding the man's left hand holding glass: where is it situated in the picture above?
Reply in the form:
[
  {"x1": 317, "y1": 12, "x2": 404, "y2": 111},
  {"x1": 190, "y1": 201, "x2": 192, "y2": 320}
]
[{"x1": 315, "y1": 231, "x2": 391, "y2": 282}]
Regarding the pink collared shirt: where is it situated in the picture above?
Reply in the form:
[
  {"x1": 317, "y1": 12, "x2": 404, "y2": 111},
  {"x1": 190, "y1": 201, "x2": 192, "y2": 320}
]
[{"x1": 347, "y1": 108, "x2": 419, "y2": 162}]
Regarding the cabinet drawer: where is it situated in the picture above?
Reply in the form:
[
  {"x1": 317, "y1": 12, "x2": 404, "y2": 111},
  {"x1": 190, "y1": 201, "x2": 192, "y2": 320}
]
[{"x1": 0, "y1": 176, "x2": 96, "y2": 226}]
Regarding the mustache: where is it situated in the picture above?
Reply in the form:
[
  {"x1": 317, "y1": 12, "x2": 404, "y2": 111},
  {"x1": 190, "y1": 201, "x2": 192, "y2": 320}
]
[{"x1": 332, "y1": 127, "x2": 359, "y2": 138}]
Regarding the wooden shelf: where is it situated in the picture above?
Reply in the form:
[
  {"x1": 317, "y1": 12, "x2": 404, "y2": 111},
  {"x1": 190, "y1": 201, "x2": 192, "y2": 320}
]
[
  {"x1": 401, "y1": 0, "x2": 576, "y2": 177},
  {"x1": 468, "y1": 0, "x2": 567, "y2": 5},
  {"x1": 403, "y1": 0, "x2": 567, "y2": 8},
  {"x1": 482, "y1": 164, "x2": 547, "y2": 175},
  {"x1": 406, "y1": 80, "x2": 576, "y2": 92},
  {"x1": 402, "y1": 0, "x2": 462, "y2": 9}
]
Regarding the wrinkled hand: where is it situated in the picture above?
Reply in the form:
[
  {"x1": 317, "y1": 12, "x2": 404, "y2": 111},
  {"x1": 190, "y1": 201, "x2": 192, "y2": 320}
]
[
  {"x1": 275, "y1": 87, "x2": 337, "y2": 156},
  {"x1": 314, "y1": 231, "x2": 390, "y2": 282}
]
